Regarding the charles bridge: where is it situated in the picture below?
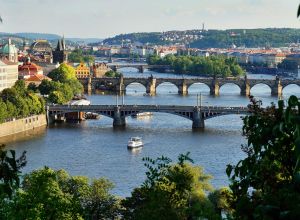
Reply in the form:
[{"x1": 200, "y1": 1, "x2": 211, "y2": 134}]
[
  {"x1": 78, "y1": 75, "x2": 300, "y2": 96},
  {"x1": 47, "y1": 104, "x2": 249, "y2": 130},
  {"x1": 106, "y1": 63, "x2": 171, "y2": 73}
]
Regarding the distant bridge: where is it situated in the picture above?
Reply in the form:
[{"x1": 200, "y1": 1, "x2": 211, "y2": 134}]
[
  {"x1": 106, "y1": 63, "x2": 171, "y2": 73},
  {"x1": 47, "y1": 104, "x2": 249, "y2": 130},
  {"x1": 78, "y1": 76, "x2": 300, "y2": 96}
]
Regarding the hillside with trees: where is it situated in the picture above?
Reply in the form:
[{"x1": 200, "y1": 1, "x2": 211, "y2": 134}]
[{"x1": 103, "y1": 28, "x2": 300, "y2": 48}]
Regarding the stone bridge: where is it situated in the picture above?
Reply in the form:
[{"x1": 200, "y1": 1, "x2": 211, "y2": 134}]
[
  {"x1": 79, "y1": 76, "x2": 300, "y2": 96},
  {"x1": 47, "y1": 104, "x2": 248, "y2": 130},
  {"x1": 106, "y1": 63, "x2": 171, "y2": 73}
]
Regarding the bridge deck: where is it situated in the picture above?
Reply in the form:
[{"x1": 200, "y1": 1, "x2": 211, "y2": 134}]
[{"x1": 48, "y1": 104, "x2": 248, "y2": 114}]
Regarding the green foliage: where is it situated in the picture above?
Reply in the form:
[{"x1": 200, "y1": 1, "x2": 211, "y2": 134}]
[
  {"x1": 208, "y1": 187, "x2": 234, "y2": 217},
  {"x1": 105, "y1": 70, "x2": 121, "y2": 78},
  {"x1": 48, "y1": 63, "x2": 77, "y2": 82},
  {"x1": 0, "y1": 147, "x2": 26, "y2": 198},
  {"x1": 103, "y1": 29, "x2": 300, "y2": 48},
  {"x1": 227, "y1": 96, "x2": 300, "y2": 219},
  {"x1": 103, "y1": 32, "x2": 164, "y2": 45},
  {"x1": 147, "y1": 54, "x2": 245, "y2": 77},
  {"x1": 27, "y1": 83, "x2": 38, "y2": 93},
  {"x1": 0, "y1": 80, "x2": 45, "y2": 123},
  {"x1": 122, "y1": 153, "x2": 220, "y2": 220},
  {"x1": 69, "y1": 49, "x2": 95, "y2": 64},
  {"x1": 2, "y1": 167, "x2": 121, "y2": 220},
  {"x1": 42, "y1": 63, "x2": 83, "y2": 104}
]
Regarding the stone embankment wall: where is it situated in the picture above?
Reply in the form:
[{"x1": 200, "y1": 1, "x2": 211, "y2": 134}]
[{"x1": 0, "y1": 114, "x2": 47, "y2": 138}]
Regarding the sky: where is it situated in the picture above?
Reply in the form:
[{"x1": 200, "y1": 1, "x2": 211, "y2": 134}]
[{"x1": 0, "y1": 0, "x2": 299, "y2": 38}]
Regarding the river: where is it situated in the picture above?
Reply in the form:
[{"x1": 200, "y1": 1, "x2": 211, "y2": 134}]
[{"x1": 2, "y1": 67, "x2": 300, "y2": 197}]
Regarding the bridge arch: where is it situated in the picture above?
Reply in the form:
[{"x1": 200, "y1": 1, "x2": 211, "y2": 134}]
[
  {"x1": 116, "y1": 66, "x2": 140, "y2": 72},
  {"x1": 156, "y1": 82, "x2": 179, "y2": 94},
  {"x1": 94, "y1": 80, "x2": 117, "y2": 91},
  {"x1": 219, "y1": 83, "x2": 241, "y2": 94},
  {"x1": 250, "y1": 83, "x2": 272, "y2": 95},
  {"x1": 187, "y1": 83, "x2": 210, "y2": 94},
  {"x1": 124, "y1": 110, "x2": 193, "y2": 121},
  {"x1": 282, "y1": 84, "x2": 300, "y2": 95},
  {"x1": 125, "y1": 82, "x2": 147, "y2": 94}
]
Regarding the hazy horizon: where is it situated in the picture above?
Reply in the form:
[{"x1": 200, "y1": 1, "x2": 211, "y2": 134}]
[{"x1": 0, "y1": 0, "x2": 299, "y2": 38}]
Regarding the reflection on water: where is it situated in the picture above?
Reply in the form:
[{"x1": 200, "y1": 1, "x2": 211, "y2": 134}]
[{"x1": 0, "y1": 126, "x2": 47, "y2": 145}]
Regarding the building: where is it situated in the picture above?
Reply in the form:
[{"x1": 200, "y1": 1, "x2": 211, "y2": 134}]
[
  {"x1": 53, "y1": 37, "x2": 68, "y2": 64},
  {"x1": 0, "y1": 38, "x2": 18, "y2": 63},
  {"x1": 75, "y1": 62, "x2": 90, "y2": 78},
  {"x1": 18, "y1": 58, "x2": 44, "y2": 78},
  {"x1": 30, "y1": 40, "x2": 53, "y2": 63},
  {"x1": 285, "y1": 54, "x2": 300, "y2": 66},
  {"x1": 91, "y1": 63, "x2": 110, "y2": 77},
  {"x1": 0, "y1": 60, "x2": 18, "y2": 91},
  {"x1": 24, "y1": 73, "x2": 51, "y2": 86}
]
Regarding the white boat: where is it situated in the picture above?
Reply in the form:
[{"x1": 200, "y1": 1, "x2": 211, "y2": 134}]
[
  {"x1": 132, "y1": 112, "x2": 153, "y2": 118},
  {"x1": 127, "y1": 137, "x2": 143, "y2": 149}
]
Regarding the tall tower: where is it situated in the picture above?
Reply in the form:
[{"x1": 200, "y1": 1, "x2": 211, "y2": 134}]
[{"x1": 53, "y1": 37, "x2": 68, "y2": 64}]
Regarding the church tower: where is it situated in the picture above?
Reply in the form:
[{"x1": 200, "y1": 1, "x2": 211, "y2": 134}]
[{"x1": 53, "y1": 36, "x2": 68, "y2": 64}]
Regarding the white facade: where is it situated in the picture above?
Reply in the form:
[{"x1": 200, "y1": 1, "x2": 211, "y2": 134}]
[{"x1": 0, "y1": 61, "x2": 18, "y2": 91}]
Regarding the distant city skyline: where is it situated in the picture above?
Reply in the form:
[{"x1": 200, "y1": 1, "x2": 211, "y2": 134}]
[{"x1": 0, "y1": 0, "x2": 299, "y2": 38}]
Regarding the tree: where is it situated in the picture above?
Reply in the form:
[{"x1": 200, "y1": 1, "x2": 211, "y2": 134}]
[
  {"x1": 9, "y1": 167, "x2": 82, "y2": 220},
  {"x1": 27, "y1": 83, "x2": 38, "y2": 93},
  {"x1": 226, "y1": 96, "x2": 300, "y2": 219},
  {"x1": 48, "y1": 63, "x2": 76, "y2": 82},
  {"x1": 48, "y1": 90, "x2": 67, "y2": 104},
  {"x1": 122, "y1": 153, "x2": 219, "y2": 220},
  {"x1": 5, "y1": 167, "x2": 122, "y2": 220},
  {"x1": 0, "y1": 147, "x2": 26, "y2": 219},
  {"x1": 0, "y1": 147, "x2": 26, "y2": 198},
  {"x1": 13, "y1": 80, "x2": 27, "y2": 97},
  {"x1": 105, "y1": 70, "x2": 121, "y2": 77},
  {"x1": 0, "y1": 99, "x2": 7, "y2": 123},
  {"x1": 38, "y1": 79, "x2": 55, "y2": 95}
]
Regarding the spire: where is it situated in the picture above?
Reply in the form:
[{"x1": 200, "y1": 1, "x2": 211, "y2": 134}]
[{"x1": 62, "y1": 34, "x2": 66, "y2": 50}]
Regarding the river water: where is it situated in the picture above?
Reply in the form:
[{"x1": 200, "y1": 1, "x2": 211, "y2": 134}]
[{"x1": 2, "y1": 67, "x2": 300, "y2": 197}]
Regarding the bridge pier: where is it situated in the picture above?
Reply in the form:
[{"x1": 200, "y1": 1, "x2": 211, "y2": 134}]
[
  {"x1": 178, "y1": 80, "x2": 188, "y2": 95},
  {"x1": 116, "y1": 75, "x2": 125, "y2": 93},
  {"x1": 241, "y1": 80, "x2": 250, "y2": 96},
  {"x1": 210, "y1": 79, "x2": 220, "y2": 96},
  {"x1": 111, "y1": 65, "x2": 117, "y2": 72},
  {"x1": 146, "y1": 77, "x2": 156, "y2": 95},
  {"x1": 271, "y1": 78, "x2": 282, "y2": 96},
  {"x1": 87, "y1": 77, "x2": 92, "y2": 95},
  {"x1": 113, "y1": 107, "x2": 126, "y2": 127},
  {"x1": 192, "y1": 107, "x2": 205, "y2": 130},
  {"x1": 138, "y1": 66, "x2": 144, "y2": 73}
]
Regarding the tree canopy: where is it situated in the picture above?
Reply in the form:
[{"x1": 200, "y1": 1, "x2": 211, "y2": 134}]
[
  {"x1": 41, "y1": 63, "x2": 83, "y2": 104},
  {"x1": 227, "y1": 96, "x2": 300, "y2": 219},
  {"x1": 68, "y1": 49, "x2": 95, "y2": 64},
  {"x1": 147, "y1": 54, "x2": 245, "y2": 77},
  {"x1": 0, "y1": 80, "x2": 45, "y2": 123}
]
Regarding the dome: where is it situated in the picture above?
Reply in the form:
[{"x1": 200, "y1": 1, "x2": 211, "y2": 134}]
[
  {"x1": 2, "y1": 40, "x2": 18, "y2": 55},
  {"x1": 30, "y1": 40, "x2": 52, "y2": 52}
]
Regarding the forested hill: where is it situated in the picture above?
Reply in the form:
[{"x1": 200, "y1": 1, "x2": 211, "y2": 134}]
[{"x1": 103, "y1": 28, "x2": 300, "y2": 48}]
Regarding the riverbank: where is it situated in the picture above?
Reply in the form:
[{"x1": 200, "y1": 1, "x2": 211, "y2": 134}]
[{"x1": 0, "y1": 114, "x2": 47, "y2": 139}]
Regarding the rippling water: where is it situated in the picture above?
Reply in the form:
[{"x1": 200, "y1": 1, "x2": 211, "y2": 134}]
[{"x1": 2, "y1": 67, "x2": 300, "y2": 197}]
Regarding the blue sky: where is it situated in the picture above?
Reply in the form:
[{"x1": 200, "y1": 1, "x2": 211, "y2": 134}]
[{"x1": 0, "y1": 0, "x2": 299, "y2": 38}]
